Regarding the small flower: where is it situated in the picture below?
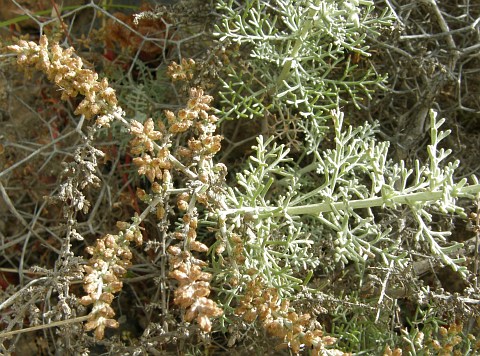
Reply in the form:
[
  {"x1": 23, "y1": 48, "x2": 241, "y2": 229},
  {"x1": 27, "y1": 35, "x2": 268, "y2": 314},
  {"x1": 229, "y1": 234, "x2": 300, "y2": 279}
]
[
  {"x1": 167, "y1": 58, "x2": 196, "y2": 81},
  {"x1": 133, "y1": 152, "x2": 171, "y2": 183},
  {"x1": 130, "y1": 118, "x2": 163, "y2": 154}
]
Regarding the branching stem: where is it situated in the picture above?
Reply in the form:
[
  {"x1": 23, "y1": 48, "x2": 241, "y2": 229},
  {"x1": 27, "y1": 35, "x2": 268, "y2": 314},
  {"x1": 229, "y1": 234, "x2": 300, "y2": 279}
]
[{"x1": 221, "y1": 183, "x2": 480, "y2": 217}]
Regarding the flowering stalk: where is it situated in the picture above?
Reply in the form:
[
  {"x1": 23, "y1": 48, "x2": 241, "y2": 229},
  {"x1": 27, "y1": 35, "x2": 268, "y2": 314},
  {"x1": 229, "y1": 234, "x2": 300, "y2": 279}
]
[
  {"x1": 7, "y1": 35, "x2": 120, "y2": 127},
  {"x1": 80, "y1": 221, "x2": 144, "y2": 339},
  {"x1": 5, "y1": 37, "x2": 224, "y2": 339},
  {"x1": 6, "y1": 35, "x2": 128, "y2": 339},
  {"x1": 159, "y1": 72, "x2": 225, "y2": 331},
  {"x1": 235, "y1": 277, "x2": 340, "y2": 355}
]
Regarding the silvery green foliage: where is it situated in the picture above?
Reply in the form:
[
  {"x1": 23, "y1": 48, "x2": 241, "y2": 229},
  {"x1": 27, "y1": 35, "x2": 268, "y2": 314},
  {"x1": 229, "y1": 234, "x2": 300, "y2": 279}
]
[
  {"x1": 292, "y1": 110, "x2": 471, "y2": 276},
  {"x1": 216, "y1": 110, "x2": 479, "y2": 304},
  {"x1": 213, "y1": 0, "x2": 393, "y2": 150},
  {"x1": 218, "y1": 136, "x2": 319, "y2": 297}
]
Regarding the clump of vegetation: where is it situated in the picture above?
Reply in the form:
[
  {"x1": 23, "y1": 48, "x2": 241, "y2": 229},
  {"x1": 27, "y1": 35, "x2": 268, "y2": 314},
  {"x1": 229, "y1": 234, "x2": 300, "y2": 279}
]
[{"x1": 1, "y1": 0, "x2": 479, "y2": 355}]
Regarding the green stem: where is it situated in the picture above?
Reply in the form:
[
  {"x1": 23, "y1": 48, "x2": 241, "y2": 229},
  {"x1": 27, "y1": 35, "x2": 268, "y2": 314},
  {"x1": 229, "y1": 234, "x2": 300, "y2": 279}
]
[
  {"x1": 221, "y1": 183, "x2": 480, "y2": 216},
  {"x1": 275, "y1": 0, "x2": 321, "y2": 87}
]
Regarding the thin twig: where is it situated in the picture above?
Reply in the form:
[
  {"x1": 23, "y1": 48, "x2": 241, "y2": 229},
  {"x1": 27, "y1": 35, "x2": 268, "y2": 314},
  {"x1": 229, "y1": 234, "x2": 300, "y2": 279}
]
[{"x1": 0, "y1": 316, "x2": 89, "y2": 338}]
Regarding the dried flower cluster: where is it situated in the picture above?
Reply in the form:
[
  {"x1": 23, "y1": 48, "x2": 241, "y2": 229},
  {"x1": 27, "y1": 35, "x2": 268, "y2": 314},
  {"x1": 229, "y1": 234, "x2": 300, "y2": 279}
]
[
  {"x1": 167, "y1": 193, "x2": 224, "y2": 333},
  {"x1": 383, "y1": 345, "x2": 403, "y2": 356},
  {"x1": 130, "y1": 117, "x2": 172, "y2": 184},
  {"x1": 81, "y1": 69, "x2": 225, "y2": 338},
  {"x1": 166, "y1": 180, "x2": 225, "y2": 334},
  {"x1": 383, "y1": 321, "x2": 480, "y2": 355},
  {"x1": 167, "y1": 58, "x2": 196, "y2": 82},
  {"x1": 5, "y1": 36, "x2": 223, "y2": 339},
  {"x1": 127, "y1": 59, "x2": 224, "y2": 332},
  {"x1": 6, "y1": 34, "x2": 130, "y2": 341},
  {"x1": 235, "y1": 278, "x2": 342, "y2": 355},
  {"x1": 165, "y1": 87, "x2": 218, "y2": 138},
  {"x1": 7, "y1": 35, "x2": 120, "y2": 127},
  {"x1": 167, "y1": 192, "x2": 225, "y2": 330},
  {"x1": 427, "y1": 322, "x2": 479, "y2": 355},
  {"x1": 80, "y1": 222, "x2": 143, "y2": 339},
  {"x1": 168, "y1": 231, "x2": 223, "y2": 332},
  {"x1": 161, "y1": 80, "x2": 224, "y2": 331}
]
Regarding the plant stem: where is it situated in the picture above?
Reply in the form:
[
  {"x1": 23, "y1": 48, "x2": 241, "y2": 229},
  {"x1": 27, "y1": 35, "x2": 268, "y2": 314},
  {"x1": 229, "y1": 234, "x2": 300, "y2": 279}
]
[
  {"x1": 0, "y1": 316, "x2": 90, "y2": 338},
  {"x1": 275, "y1": 0, "x2": 320, "y2": 87},
  {"x1": 221, "y1": 183, "x2": 480, "y2": 217}
]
